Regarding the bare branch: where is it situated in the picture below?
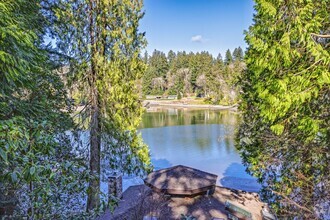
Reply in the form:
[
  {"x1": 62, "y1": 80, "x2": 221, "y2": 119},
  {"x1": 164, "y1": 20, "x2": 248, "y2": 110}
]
[
  {"x1": 271, "y1": 190, "x2": 313, "y2": 214},
  {"x1": 311, "y1": 33, "x2": 330, "y2": 38}
]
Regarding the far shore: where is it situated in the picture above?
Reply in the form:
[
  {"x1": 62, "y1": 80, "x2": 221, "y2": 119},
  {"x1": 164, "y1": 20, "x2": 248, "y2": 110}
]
[{"x1": 142, "y1": 100, "x2": 239, "y2": 111}]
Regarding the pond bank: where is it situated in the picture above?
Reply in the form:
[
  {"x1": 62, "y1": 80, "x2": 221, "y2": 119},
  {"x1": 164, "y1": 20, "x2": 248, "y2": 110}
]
[{"x1": 143, "y1": 100, "x2": 239, "y2": 111}]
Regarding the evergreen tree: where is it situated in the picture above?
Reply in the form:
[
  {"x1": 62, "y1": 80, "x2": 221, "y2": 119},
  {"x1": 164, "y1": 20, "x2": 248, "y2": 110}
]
[
  {"x1": 232, "y1": 48, "x2": 238, "y2": 61},
  {"x1": 233, "y1": 46, "x2": 244, "y2": 61},
  {"x1": 142, "y1": 49, "x2": 243, "y2": 104},
  {"x1": 149, "y1": 50, "x2": 169, "y2": 79},
  {"x1": 238, "y1": 0, "x2": 330, "y2": 218},
  {"x1": 216, "y1": 53, "x2": 224, "y2": 63},
  {"x1": 167, "y1": 50, "x2": 176, "y2": 67},
  {"x1": 237, "y1": 47, "x2": 244, "y2": 61},
  {"x1": 54, "y1": 0, "x2": 151, "y2": 211},
  {"x1": 142, "y1": 66, "x2": 155, "y2": 95},
  {"x1": 224, "y1": 49, "x2": 233, "y2": 65},
  {"x1": 143, "y1": 50, "x2": 169, "y2": 95},
  {"x1": 174, "y1": 51, "x2": 189, "y2": 70},
  {"x1": 143, "y1": 50, "x2": 149, "y2": 64},
  {"x1": 188, "y1": 52, "x2": 200, "y2": 89},
  {"x1": 0, "y1": 0, "x2": 85, "y2": 218},
  {"x1": 214, "y1": 53, "x2": 225, "y2": 73}
]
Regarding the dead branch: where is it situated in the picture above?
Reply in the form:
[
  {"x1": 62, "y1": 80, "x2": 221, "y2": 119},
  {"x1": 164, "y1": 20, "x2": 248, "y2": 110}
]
[
  {"x1": 310, "y1": 33, "x2": 330, "y2": 38},
  {"x1": 271, "y1": 190, "x2": 313, "y2": 214}
]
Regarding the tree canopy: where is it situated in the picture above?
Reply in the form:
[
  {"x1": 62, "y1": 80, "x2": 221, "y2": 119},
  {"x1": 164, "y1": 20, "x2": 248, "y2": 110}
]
[
  {"x1": 1, "y1": 0, "x2": 151, "y2": 217},
  {"x1": 238, "y1": 0, "x2": 330, "y2": 218},
  {"x1": 53, "y1": 0, "x2": 151, "y2": 211},
  {"x1": 0, "y1": 0, "x2": 88, "y2": 218}
]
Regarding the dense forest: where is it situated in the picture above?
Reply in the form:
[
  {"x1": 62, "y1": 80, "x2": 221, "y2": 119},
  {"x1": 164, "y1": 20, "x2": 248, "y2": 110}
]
[{"x1": 141, "y1": 48, "x2": 245, "y2": 105}]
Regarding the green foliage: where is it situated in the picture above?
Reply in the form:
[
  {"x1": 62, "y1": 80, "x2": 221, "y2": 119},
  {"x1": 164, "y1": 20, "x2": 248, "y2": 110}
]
[
  {"x1": 0, "y1": 119, "x2": 89, "y2": 218},
  {"x1": 0, "y1": 0, "x2": 88, "y2": 218},
  {"x1": 149, "y1": 50, "x2": 169, "y2": 78},
  {"x1": 54, "y1": 0, "x2": 152, "y2": 211},
  {"x1": 143, "y1": 51, "x2": 149, "y2": 64},
  {"x1": 143, "y1": 50, "x2": 169, "y2": 95},
  {"x1": 142, "y1": 49, "x2": 244, "y2": 105},
  {"x1": 216, "y1": 53, "x2": 224, "y2": 63},
  {"x1": 167, "y1": 50, "x2": 176, "y2": 67},
  {"x1": 224, "y1": 49, "x2": 233, "y2": 65},
  {"x1": 233, "y1": 47, "x2": 244, "y2": 62},
  {"x1": 238, "y1": 0, "x2": 330, "y2": 218},
  {"x1": 177, "y1": 92, "x2": 182, "y2": 100}
]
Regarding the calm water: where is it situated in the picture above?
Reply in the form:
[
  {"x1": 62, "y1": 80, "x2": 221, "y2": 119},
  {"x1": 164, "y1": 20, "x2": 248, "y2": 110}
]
[{"x1": 139, "y1": 107, "x2": 261, "y2": 192}]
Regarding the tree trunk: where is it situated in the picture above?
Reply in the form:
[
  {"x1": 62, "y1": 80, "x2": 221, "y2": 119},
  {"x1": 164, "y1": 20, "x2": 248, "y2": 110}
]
[
  {"x1": 87, "y1": 0, "x2": 101, "y2": 212},
  {"x1": 87, "y1": 95, "x2": 101, "y2": 211}
]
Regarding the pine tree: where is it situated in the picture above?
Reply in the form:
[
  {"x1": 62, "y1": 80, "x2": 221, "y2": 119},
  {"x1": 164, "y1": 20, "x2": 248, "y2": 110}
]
[
  {"x1": 144, "y1": 50, "x2": 169, "y2": 95},
  {"x1": 143, "y1": 51, "x2": 149, "y2": 64},
  {"x1": 237, "y1": 47, "x2": 244, "y2": 61},
  {"x1": 141, "y1": 49, "x2": 243, "y2": 104},
  {"x1": 216, "y1": 53, "x2": 224, "y2": 63},
  {"x1": 232, "y1": 48, "x2": 238, "y2": 61},
  {"x1": 54, "y1": 0, "x2": 151, "y2": 211},
  {"x1": 224, "y1": 49, "x2": 233, "y2": 65},
  {"x1": 233, "y1": 47, "x2": 244, "y2": 61},
  {"x1": 238, "y1": 0, "x2": 330, "y2": 218},
  {"x1": 149, "y1": 50, "x2": 169, "y2": 79},
  {"x1": 167, "y1": 50, "x2": 176, "y2": 67}
]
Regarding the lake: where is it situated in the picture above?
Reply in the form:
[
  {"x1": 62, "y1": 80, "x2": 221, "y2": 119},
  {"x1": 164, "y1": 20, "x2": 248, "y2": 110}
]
[{"x1": 139, "y1": 107, "x2": 261, "y2": 192}]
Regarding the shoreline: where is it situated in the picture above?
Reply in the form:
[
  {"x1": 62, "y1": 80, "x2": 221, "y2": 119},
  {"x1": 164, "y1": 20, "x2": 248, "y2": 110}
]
[{"x1": 143, "y1": 100, "x2": 239, "y2": 111}]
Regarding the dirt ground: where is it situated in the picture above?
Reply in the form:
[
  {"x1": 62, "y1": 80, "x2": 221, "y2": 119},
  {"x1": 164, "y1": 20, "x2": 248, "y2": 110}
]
[{"x1": 98, "y1": 185, "x2": 266, "y2": 220}]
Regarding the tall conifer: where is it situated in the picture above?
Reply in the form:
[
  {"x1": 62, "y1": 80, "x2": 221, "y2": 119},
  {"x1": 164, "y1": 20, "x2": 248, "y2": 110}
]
[
  {"x1": 238, "y1": 0, "x2": 329, "y2": 218},
  {"x1": 224, "y1": 49, "x2": 233, "y2": 65},
  {"x1": 54, "y1": 0, "x2": 151, "y2": 211}
]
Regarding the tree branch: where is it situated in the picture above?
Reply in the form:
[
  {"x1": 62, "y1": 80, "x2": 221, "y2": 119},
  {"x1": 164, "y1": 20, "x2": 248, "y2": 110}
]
[
  {"x1": 271, "y1": 190, "x2": 313, "y2": 214},
  {"x1": 311, "y1": 33, "x2": 330, "y2": 38}
]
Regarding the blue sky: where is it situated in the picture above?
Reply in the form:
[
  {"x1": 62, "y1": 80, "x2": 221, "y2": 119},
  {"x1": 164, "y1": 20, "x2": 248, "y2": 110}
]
[{"x1": 140, "y1": 0, "x2": 255, "y2": 57}]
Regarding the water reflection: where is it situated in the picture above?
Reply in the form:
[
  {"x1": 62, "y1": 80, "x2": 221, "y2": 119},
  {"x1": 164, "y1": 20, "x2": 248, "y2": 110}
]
[
  {"x1": 139, "y1": 108, "x2": 260, "y2": 192},
  {"x1": 139, "y1": 107, "x2": 239, "y2": 129}
]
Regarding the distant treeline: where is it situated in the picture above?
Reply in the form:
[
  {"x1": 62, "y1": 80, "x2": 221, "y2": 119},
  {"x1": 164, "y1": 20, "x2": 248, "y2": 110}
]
[{"x1": 141, "y1": 47, "x2": 245, "y2": 105}]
